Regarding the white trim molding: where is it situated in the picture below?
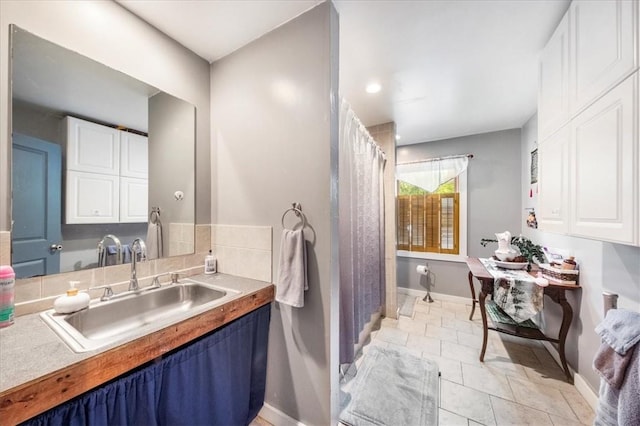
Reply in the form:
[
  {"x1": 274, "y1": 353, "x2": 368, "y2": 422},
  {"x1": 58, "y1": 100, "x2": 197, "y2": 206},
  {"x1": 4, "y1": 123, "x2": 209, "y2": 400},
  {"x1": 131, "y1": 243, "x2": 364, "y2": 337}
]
[{"x1": 397, "y1": 287, "x2": 470, "y2": 305}]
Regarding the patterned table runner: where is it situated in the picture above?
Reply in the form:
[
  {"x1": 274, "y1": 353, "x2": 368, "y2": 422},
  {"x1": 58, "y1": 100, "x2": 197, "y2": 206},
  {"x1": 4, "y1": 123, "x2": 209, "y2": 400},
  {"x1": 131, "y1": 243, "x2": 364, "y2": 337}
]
[{"x1": 479, "y1": 258, "x2": 543, "y2": 323}]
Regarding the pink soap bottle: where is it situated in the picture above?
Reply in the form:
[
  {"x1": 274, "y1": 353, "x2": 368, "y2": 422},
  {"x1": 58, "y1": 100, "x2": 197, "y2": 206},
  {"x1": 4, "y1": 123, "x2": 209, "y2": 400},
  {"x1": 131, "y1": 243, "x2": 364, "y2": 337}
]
[{"x1": 0, "y1": 265, "x2": 15, "y2": 328}]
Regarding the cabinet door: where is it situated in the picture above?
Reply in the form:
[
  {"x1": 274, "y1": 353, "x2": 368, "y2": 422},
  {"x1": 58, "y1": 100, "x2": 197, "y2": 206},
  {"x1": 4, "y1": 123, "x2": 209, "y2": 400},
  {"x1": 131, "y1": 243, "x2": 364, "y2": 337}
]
[
  {"x1": 570, "y1": 74, "x2": 637, "y2": 244},
  {"x1": 570, "y1": 0, "x2": 637, "y2": 115},
  {"x1": 538, "y1": 126, "x2": 570, "y2": 234},
  {"x1": 539, "y1": 12, "x2": 570, "y2": 142},
  {"x1": 120, "y1": 132, "x2": 148, "y2": 179},
  {"x1": 66, "y1": 171, "x2": 119, "y2": 224},
  {"x1": 66, "y1": 117, "x2": 120, "y2": 175},
  {"x1": 120, "y1": 177, "x2": 148, "y2": 223}
]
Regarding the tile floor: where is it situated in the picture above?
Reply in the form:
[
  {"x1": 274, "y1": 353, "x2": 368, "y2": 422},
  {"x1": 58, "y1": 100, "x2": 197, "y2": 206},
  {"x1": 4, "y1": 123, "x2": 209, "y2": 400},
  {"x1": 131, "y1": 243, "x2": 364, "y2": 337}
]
[{"x1": 340, "y1": 296, "x2": 596, "y2": 426}]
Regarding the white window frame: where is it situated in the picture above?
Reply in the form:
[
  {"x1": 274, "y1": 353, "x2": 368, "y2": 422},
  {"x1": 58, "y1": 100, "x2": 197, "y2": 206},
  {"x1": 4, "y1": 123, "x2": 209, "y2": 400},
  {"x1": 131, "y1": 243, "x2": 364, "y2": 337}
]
[{"x1": 396, "y1": 169, "x2": 467, "y2": 263}]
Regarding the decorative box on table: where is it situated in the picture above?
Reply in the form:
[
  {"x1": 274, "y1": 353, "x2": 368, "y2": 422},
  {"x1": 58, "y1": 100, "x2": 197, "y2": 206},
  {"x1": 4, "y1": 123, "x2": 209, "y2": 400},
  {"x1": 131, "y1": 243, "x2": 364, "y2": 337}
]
[{"x1": 539, "y1": 263, "x2": 579, "y2": 285}]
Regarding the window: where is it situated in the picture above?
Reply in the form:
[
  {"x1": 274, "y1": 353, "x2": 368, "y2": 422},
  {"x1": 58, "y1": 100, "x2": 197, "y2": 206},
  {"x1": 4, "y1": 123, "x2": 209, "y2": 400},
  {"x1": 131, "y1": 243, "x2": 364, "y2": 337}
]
[
  {"x1": 396, "y1": 156, "x2": 468, "y2": 261},
  {"x1": 397, "y1": 181, "x2": 460, "y2": 254}
]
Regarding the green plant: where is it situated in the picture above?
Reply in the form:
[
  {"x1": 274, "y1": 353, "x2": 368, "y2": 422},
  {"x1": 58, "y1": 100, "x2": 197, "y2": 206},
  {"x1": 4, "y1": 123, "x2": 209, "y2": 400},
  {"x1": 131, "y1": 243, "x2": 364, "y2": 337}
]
[{"x1": 480, "y1": 235, "x2": 545, "y2": 271}]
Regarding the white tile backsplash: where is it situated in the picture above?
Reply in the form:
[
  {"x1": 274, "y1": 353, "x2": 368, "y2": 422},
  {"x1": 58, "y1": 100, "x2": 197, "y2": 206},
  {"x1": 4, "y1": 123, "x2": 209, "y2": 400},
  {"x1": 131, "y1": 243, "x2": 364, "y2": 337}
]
[
  {"x1": 213, "y1": 245, "x2": 272, "y2": 282},
  {"x1": 9, "y1": 223, "x2": 272, "y2": 316},
  {"x1": 212, "y1": 225, "x2": 271, "y2": 251},
  {"x1": 211, "y1": 224, "x2": 272, "y2": 282},
  {"x1": 0, "y1": 231, "x2": 10, "y2": 266},
  {"x1": 10, "y1": 225, "x2": 214, "y2": 316},
  {"x1": 169, "y1": 223, "x2": 195, "y2": 256}
]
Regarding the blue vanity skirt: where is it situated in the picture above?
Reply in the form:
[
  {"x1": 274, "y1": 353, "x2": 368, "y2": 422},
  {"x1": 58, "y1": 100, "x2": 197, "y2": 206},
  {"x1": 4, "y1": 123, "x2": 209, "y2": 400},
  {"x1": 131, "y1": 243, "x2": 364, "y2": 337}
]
[{"x1": 22, "y1": 304, "x2": 271, "y2": 426}]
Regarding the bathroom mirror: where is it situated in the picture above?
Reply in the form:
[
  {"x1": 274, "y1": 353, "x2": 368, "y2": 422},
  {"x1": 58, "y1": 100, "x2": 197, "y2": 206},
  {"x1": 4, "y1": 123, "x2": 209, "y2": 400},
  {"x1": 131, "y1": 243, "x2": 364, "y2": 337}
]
[{"x1": 10, "y1": 26, "x2": 196, "y2": 279}]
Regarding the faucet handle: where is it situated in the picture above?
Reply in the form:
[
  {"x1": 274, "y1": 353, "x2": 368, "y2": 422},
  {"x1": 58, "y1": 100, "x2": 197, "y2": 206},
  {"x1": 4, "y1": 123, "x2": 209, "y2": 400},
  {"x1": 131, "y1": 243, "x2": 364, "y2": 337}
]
[
  {"x1": 150, "y1": 272, "x2": 172, "y2": 288},
  {"x1": 170, "y1": 272, "x2": 187, "y2": 284},
  {"x1": 150, "y1": 276, "x2": 162, "y2": 288},
  {"x1": 89, "y1": 284, "x2": 113, "y2": 301}
]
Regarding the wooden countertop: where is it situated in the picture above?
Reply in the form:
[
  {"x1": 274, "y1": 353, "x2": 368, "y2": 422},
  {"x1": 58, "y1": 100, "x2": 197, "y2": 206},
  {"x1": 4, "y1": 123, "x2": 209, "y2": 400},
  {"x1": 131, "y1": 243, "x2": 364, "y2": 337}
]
[{"x1": 0, "y1": 274, "x2": 274, "y2": 425}]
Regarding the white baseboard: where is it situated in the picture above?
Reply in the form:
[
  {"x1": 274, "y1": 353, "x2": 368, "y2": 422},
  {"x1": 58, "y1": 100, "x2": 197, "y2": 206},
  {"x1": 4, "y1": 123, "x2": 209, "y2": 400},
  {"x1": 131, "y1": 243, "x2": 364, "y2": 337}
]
[
  {"x1": 397, "y1": 287, "x2": 470, "y2": 305},
  {"x1": 258, "y1": 403, "x2": 305, "y2": 426},
  {"x1": 541, "y1": 341, "x2": 598, "y2": 411},
  {"x1": 574, "y1": 371, "x2": 599, "y2": 412}
]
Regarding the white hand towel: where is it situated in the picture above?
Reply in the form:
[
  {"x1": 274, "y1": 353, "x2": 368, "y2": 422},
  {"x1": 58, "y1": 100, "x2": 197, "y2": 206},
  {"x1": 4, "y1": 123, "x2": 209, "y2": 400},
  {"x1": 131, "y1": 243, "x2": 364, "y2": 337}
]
[
  {"x1": 146, "y1": 221, "x2": 163, "y2": 260},
  {"x1": 276, "y1": 229, "x2": 308, "y2": 308}
]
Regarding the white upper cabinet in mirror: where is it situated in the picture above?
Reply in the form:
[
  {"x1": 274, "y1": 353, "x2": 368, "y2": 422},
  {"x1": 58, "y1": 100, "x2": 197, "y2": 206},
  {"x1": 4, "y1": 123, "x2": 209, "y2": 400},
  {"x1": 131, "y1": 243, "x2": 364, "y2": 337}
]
[{"x1": 10, "y1": 26, "x2": 196, "y2": 279}]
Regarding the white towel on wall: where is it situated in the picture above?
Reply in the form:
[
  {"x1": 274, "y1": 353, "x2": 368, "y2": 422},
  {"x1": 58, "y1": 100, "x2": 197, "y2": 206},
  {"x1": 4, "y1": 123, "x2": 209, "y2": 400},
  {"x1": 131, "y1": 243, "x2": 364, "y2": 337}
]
[
  {"x1": 146, "y1": 221, "x2": 163, "y2": 260},
  {"x1": 276, "y1": 229, "x2": 308, "y2": 308}
]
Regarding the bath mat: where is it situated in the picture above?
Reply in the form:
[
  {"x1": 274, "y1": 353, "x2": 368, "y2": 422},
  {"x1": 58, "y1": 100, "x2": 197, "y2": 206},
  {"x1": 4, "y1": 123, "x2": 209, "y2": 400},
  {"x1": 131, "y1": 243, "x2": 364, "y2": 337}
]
[
  {"x1": 397, "y1": 294, "x2": 417, "y2": 317},
  {"x1": 340, "y1": 346, "x2": 439, "y2": 426}
]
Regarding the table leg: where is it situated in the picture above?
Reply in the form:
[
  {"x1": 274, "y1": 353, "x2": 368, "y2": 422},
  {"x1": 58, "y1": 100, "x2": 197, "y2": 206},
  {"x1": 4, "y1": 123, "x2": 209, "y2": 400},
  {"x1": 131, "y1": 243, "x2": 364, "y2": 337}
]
[
  {"x1": 478, "y1": 289, "x2": 489, "y2": 362},
  {"x1": 544, "y1": 287, "x2": 574, "y2": 383},
  {"x1": 557, "y1": 290, "x2": 574, "y2": 383},
  {"x1": 468, "y1": 271, "x2": 477, "y2": 320}
]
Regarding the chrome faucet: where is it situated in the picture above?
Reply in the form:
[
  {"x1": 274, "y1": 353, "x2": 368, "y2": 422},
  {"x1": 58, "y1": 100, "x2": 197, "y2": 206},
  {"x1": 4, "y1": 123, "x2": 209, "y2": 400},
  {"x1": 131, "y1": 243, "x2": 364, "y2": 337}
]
[
  {"x1": 129, "y1": 238, "x2": 147, "y2": 291},
  {"x1": 97, "y1": 234, "x2": 122, "y2": 267}
]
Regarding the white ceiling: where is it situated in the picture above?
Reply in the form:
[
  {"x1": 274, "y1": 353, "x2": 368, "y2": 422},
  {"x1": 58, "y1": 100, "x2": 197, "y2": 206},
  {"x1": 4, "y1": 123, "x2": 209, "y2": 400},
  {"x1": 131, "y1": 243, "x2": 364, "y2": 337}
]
[{"x1": 117, "y1": 0, "x2": 570, "y2": 145}]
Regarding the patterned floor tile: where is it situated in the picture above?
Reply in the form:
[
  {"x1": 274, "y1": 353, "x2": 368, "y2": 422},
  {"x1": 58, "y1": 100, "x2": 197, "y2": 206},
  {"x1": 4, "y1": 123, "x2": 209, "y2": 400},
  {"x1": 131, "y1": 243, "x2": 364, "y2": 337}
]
[
  {"x1": 461, "y1": 363, "x2": 515, "y2": 401},
  {"x1": 426, "y1": 324, "x2": 460, "y2": 342},
  {"x1": 490, "y1": 395, "x2": 553, "y2": 425},
  {"x1": 438, "y1": 408, "x2": 469, "y2": 425},
  {"x1": 397, "y1": 316, "x2": 427, "y2": 335},
  {"x1": 340, "y1": 294, "x2": 594, "y2": 426},
  {"x1": 406, "y1": 334, "x2": 441, "y2": 356},
  {"x1": 375, "y1": 327, "x2": 409, "y2": 346},
  {"x1": 440, "y1": 379, "x2": 497, "y2": 425},
  {"x1": 508, "y1": 376, "x2": 578, "y2": 420}
]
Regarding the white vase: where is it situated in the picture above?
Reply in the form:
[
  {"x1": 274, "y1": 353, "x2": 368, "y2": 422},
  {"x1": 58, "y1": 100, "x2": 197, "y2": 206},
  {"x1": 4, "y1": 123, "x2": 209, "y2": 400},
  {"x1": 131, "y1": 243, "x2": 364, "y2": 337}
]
[{"x1": 494, "y1": 231, "x2": 520, "y2": 261}]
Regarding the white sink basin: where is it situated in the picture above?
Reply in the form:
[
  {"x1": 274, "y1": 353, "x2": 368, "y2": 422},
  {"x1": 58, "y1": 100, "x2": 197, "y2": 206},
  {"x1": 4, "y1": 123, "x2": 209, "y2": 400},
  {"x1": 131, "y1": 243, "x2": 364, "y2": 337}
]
[{"x1": 40, "y1": 279, "x2": 241, "y2": 353}]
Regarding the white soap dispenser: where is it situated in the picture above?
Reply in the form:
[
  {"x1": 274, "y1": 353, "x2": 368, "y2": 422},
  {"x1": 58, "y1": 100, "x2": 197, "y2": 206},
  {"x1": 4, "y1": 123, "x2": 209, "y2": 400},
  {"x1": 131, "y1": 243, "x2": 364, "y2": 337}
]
[
  {"x1": 53, "y1": 281, "x2": 90, "y2": 314},
  {"x1": 204, "y1": 250, "x2": 217, "y2": 274}
]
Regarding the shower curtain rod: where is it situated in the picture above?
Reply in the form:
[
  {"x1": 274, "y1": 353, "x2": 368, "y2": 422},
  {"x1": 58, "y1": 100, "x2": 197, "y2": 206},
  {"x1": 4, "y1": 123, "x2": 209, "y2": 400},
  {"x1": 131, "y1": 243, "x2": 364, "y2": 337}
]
[
  {"x1": 397, "y1": 153, "x2": 473, "y2": 166},
  {"x1": 342, "y1": 99, "x2": 386, "y2": 159}
]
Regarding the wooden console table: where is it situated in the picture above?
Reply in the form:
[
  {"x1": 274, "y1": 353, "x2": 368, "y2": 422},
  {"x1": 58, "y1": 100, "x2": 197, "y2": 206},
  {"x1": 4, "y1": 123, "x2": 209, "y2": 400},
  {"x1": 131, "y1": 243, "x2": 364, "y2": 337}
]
[{"x1": 466, "y1": 257, "x2": 580, "y2": 383}]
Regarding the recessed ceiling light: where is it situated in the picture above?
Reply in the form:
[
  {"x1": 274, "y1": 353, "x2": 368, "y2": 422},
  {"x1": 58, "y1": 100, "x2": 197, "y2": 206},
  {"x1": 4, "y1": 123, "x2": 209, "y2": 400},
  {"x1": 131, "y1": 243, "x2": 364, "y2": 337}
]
[
  {"x1": 366, "y1": 83, "x2": 381, "y2": 94},
  {"x1": 395, "y1": 134, "x2": 401, "y2": 141}
]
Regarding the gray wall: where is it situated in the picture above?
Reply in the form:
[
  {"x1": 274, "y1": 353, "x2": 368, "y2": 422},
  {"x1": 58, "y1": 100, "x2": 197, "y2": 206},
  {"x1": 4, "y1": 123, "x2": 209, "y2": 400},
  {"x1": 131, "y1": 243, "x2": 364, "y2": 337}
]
[
  {"x1": 396, "y1": 129, "x2": 522, "y2": 298},
  {"x1": 149, "y1": 92, "x2": 195, "y2": 225},
  {"x1": 0, "y1": 0, "x2": 211, "y2": 230},
  {"x1": 521, "y1": 114, "x2": 640, "y2": 393},
  {"x1": 210, "y1": 3, "x2": 339, "y2": 424},
  {"x1": 12, "y1": 100, "x2": 63, "y2": 145}
]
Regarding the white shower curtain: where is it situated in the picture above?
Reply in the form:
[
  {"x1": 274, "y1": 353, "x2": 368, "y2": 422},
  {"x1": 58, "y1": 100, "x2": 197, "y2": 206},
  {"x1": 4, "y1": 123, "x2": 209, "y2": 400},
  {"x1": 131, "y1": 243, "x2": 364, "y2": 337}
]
[{"x1": 339, "y1": 99, "x2": 386, "y2": 365}]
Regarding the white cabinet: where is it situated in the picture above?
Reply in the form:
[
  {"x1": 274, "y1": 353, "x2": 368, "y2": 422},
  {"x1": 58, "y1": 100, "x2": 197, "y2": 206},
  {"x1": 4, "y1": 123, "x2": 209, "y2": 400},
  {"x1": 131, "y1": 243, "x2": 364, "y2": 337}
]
[
  {"x1": 120, "y1": 177, "x2": 148, "y2": 223},
  {"x1": 120, "y1": 132, "x2": 148, "y2": 179},
  {"x1": 569, "y1": 0, "x2": 637, "y2": 115},
  {"x1": 537, "y1": 126, "x2": 570, "y2": 234},
  {"x1": 65, "y1": 116, "x2": 148, "y2": 224},
  {"x1": 569, "y1": 74, "x2": 637, "y2": 244},
  {"x1": 537, "y1": 1, "x2": 639, "y2": 246},
  {"x1": 66, "y1": 171, "x2": 119, "y2": 224},
  {"x1": 538, "y1": 13, "x2": 570, "y2": 142},
  {"x1": 66, "y1": 117, "x2": 120, "y2": 175}
]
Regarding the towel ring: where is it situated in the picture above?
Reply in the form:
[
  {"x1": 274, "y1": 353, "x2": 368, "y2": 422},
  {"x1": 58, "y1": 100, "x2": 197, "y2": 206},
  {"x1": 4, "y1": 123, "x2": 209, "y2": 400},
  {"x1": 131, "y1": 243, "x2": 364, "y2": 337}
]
[
  {"x1": 149, "y1": 211, "x2": 160, "y2": 224},
  {"x1": 281, "y1": 207, "x2": 307, "y2": 229}
]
